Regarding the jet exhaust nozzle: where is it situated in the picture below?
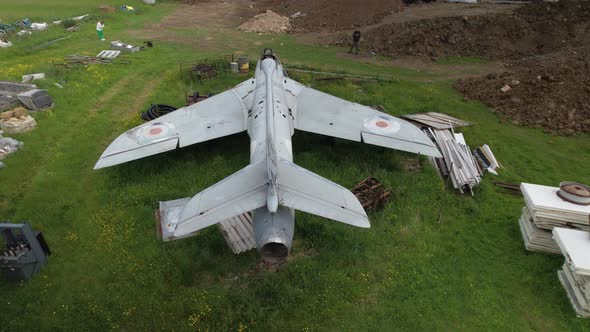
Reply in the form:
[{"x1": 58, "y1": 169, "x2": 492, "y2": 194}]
[
  {"x1": 253, "y1": 206, "x2": 294, "y2": 262},
  {"x1": 260, "y1": 242, "x2": 289, "y2": 262}
]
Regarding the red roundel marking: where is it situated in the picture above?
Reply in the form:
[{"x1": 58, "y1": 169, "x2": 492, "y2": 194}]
[
  {"x1": 376, "y1": 121, "x2": 389, "y2": 128},
  {"x1": 149, "y1": 127, "x2": 163, "y2": 136}
]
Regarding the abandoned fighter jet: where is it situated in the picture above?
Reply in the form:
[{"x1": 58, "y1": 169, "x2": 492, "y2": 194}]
[{"x1": 95, "y1": 48, "x2": 441, "y2": 261}]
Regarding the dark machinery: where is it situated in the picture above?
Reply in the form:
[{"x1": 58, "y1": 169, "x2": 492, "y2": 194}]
[{"x1": 0, "y1": 222, "x2": 51, "y2": 281}]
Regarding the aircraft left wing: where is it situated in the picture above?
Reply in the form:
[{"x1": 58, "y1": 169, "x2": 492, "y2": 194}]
[
  {"x1": 283, "y1": 78, "x2": 442, "y2": 158},
  {"x1": 94, "y1": 78, "x2": 256, "y2": 169}
]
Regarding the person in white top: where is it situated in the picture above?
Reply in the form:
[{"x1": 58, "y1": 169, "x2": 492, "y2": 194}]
[{"x1": 96, "y1": 21, "x2": 105, "y2": 41}]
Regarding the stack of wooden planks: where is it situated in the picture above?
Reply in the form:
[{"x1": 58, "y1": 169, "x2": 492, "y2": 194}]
[{"x1": 218, "y1": 213, "x2": 256, "y2": 254}]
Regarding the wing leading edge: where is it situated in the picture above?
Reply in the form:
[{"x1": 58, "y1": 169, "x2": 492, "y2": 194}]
[{"x1": 285, "y1": 79, "x2": 441, "y2": 158}]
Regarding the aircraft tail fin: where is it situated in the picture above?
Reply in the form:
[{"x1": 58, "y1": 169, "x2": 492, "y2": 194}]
[
  {"x1": 277, "y1": 159, "x2": 370, "y2": 228},
  {"x1": 160, "y1": 161, "x2": 268, "y2": 241}
]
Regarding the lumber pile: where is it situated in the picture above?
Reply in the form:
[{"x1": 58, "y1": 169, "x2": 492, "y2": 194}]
[
  {"x1": 64, "y1": 55, "x2": 115, "y2": 66},
  {"x1": 217, "y1": 213, "x2": 256, "y2": 254},
  {"x1": 554, "y1": 227, "x2": 590, "y2": 318},
  {"x1": 518, "y1": 183, "x2": 590, "y2": 255}
]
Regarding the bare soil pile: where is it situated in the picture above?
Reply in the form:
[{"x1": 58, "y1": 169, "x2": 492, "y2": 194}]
[
  {"x1": 238, "y1": 10, "x2": 290, "y2": 33},
  {"x1": 360, "y1": 1, "x2": 590, "y2": 59},
  {"x1": 352, "y1": 0, "x2": 590, "y2": 135},
  {"x1": 270, "y1": 0, "x2": 404, "y2": 32},
  {"x1": 456, "y1": 45, "x2": 590, "y2": 135}
]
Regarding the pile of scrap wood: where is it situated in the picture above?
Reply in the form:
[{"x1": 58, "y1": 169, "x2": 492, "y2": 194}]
[
  {"x1": 351, "y1": 177, "x2": 393, "y2": 212},
  {"x1": 518, "y1": 182, "x2": 590, "y2": 255},
  {"x1": 402, "y1": 111, "x2": 499, "y2": 194},
  {"x1": 192, "y1": 64, "x2": 217, "y2": 80},
  {"x1": 554, "y1": 227, "x2": 590, "y2": 318},
  {"x1": 63, "y1": 55, "x2": 116, "y2": 66}
]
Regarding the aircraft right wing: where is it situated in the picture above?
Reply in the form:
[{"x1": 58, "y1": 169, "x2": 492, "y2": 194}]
[
  {"x1": 283, "y1": 78, "x2": 442, "y2": 158},
  {"x1": 94, "y1": 78, "x2": 257, "y2": 169}
]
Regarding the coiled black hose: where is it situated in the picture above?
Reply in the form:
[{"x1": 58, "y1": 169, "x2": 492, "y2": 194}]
[{"x1": 141, "y1": 104, "x2": 177, "y2": 122}]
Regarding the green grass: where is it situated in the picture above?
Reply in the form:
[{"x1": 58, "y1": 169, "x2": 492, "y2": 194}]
[{"x1": 1, "y1": 2, "x2": 590, "y2": 331}]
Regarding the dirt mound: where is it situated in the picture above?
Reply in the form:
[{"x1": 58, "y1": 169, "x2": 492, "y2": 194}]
[
  {"x1": 456, "y1": 45, "x2": 590, "y2": 135},
  {"x1": 270, "y1": 0, "x2": 404, "y2": 32},
  {"x1": 238, "y1": 9, "x2": 290, "y2": 33},
  {"x1": 359, "y1": 0, "x2": 590, "y2": 59}
]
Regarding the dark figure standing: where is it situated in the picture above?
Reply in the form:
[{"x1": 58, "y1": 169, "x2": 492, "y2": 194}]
[{"x1": 348, "y1": 30, "x2": 361, "y2": 55}]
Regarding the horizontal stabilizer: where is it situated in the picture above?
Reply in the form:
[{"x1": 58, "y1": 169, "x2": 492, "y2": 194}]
[
  {"x1": 277, "y1": 159, "x2": 369, "y2": 228},
  {"x1": 165, "y1": 161, "x2": 268, "y2": 239}
]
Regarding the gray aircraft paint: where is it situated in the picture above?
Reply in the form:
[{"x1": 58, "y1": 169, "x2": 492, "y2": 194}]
[{"x1": 95, "y1": 49, "x2": 442, "y2": 260}]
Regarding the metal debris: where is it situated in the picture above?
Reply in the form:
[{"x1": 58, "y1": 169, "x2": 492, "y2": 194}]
[
  {"x1": 110, "y1": 40, "x2": 141, "y2": 53},
  {"x1": 473, "y1": 144, "x2": 501, "y2": 175},
  {"x1": 21, "y1": 73, "x2": 45, "y2": 83},
  {"x1": 557, "y1": 182, "x2": 590, "y2": 206},
  {"x1": 427, "y1": 128, "x2": 482, "y2": 194},
  {"x1": 0, "y1": 222, "x2": 51, "y2": 281},
  {"x1": 351, "y1": 177, "x2": 393, "y2": 212},
  {"x1": 0, "y1": 136, "x2": 24, "y2": 160},
  {"x1": 17, "y1": 89, "x2": 53, "y2": 110},
  {"x1": 494, "y1": 181, "x2": 521, "y2": 195},
  {"x1": 0, "y1": 81, "x2": 37, "y2": 95}
]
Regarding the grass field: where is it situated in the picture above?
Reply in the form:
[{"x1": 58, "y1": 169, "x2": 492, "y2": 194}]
[{"x1": 1, "y1": 1, "x2": 590, "y2": 330}]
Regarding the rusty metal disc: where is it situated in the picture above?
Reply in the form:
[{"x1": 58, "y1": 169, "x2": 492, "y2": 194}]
[{"x1": 556, "y1": 181, "x2": 590, "y2": 206}]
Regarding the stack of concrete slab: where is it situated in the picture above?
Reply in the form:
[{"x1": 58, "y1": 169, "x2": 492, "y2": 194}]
[
  {"x1": 518, "y1": 207, "x2": 561, "y2": 254},
  {"x1": 518, "y1": 183, "x2": 590, "y2": 254},
  {"x1": 522, "y1": 183, "x2": 590, "y2": 231},
  {"x1": 554, "y1": 227, "x2": 590, "y2": 318}
]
